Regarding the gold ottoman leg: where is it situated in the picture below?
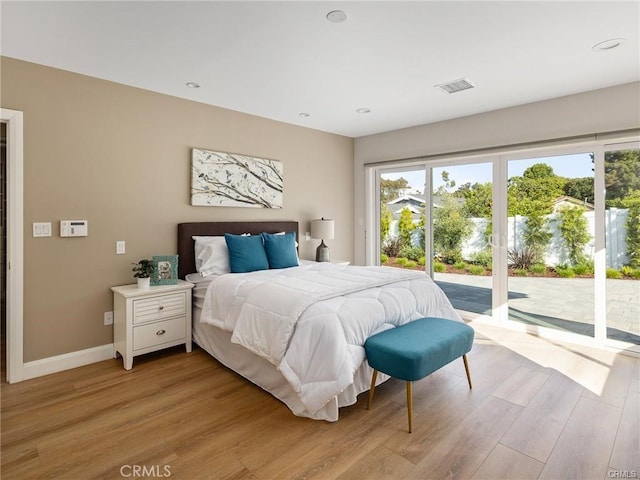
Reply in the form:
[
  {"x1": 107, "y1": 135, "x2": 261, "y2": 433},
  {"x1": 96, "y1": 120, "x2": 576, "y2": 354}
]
[
  {"x1": 407, "y1": 381, "x2": 413, "y2": 433},
  {"x1": 367, "y1": 369, "x2": 378, "y2": 410},
  {"x1": 462, "y1": 354, "x2": 472, "y2": 389}
]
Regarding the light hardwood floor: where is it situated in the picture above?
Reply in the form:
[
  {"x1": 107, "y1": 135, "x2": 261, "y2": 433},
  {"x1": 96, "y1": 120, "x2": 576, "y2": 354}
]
[{"x1": 2, "y1": 321, "x2": 638, "y2": 480}]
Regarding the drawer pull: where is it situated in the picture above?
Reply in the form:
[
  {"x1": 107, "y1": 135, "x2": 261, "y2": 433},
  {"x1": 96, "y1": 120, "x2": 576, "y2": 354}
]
[
  {"x1": 156, "y1": 329, "x2": 166, "y2": 336},
  {"x1": 159, "y1": 305, "x2": 165, "y2": 311}
]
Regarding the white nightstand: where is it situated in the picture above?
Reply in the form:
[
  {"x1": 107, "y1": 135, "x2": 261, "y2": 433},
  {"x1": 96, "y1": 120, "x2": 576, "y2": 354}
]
[{"x1": 111, "y1": 280, "x2": 194, "y2": 370}]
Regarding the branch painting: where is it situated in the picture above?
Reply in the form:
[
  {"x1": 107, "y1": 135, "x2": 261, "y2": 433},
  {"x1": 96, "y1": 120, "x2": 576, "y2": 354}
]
[{"x1": 191, "y1": 148, "x2": 283, "y2": 208}]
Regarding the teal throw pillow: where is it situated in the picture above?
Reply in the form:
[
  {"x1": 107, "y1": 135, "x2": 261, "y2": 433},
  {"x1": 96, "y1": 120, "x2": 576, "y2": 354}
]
[
  {"x1": 224, "y1": 233, "x2": 269, "y2": 273},
  {"x1": 262, "y1": 231, "x2": 299, "y2": 269}
]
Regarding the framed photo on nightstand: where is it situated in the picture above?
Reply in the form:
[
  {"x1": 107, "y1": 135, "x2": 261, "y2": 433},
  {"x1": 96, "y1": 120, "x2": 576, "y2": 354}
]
[{"x1": 151, "y1": 255, "x2": 179, "y2": 286}]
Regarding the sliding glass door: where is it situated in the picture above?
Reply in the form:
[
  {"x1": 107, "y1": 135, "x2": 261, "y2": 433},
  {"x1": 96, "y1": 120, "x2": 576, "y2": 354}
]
[
  {"x1": 430, "y1": 163, "x2": 494, "y2": 317},
  {"x1": 505, "y1": 152, "x2": 595, "y2": 337},
  {"x1": 377, "y1": 166, "x2": 426, "y2": 270},
  {"x1": 604, "y1": 144, "x2": 640, "y2": 346},
  {"x1": 369, "y1": 139, "x2": 639, "y2": 352},
  {"x1": 376, "y1": 162, "x2": 496, "y2": 319}
]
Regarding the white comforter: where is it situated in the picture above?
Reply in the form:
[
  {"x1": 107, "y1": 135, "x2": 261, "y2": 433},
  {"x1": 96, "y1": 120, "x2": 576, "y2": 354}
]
[{"x1": 200, "y1": 263, "x2": 460, "y2": 418}]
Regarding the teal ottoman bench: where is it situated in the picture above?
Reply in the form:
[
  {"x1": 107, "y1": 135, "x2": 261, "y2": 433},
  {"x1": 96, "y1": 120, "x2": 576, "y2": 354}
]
[{"x1": 364, "y1": 317, "x2": 474, "y2": 432}]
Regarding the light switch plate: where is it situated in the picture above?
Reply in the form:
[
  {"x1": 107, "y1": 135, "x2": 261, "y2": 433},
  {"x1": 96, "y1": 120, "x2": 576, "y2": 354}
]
[
  {"x1": 33, "y1": 222, "x2": 52, "y2": 237},
  {"x1": 116, "y1": 241, "x2": 126, "y2": 255}
]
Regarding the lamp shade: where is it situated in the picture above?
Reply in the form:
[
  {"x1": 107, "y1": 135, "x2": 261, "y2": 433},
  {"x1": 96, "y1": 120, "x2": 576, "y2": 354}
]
[{"x1": 310, "y1": 218, "x2": 334, "y2": 240}]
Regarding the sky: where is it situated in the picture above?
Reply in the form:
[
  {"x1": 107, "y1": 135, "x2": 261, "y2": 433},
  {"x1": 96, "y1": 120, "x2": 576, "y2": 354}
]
[{"x1": 382, "y1": 153, "x2": 594, "y2": 194}]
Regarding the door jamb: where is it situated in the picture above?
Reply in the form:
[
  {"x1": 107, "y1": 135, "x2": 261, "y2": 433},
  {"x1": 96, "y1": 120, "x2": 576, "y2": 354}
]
[{"x1": 2, "y1": 108, "x2": 24, "y2": 383}]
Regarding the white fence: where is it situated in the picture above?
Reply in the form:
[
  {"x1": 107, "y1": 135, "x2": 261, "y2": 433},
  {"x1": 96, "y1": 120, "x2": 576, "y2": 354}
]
[
  {"x1": 389, "y1": 208, "x2": 630, "y2": 269},
  {"x1": 461, "y1": 208, "x2": 629, "y2": 268}
]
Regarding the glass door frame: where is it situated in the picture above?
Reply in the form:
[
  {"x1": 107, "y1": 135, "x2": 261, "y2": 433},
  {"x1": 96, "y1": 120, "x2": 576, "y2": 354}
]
[
  {"x1": 369, "y1": 155, "x2": 499, "y2": 320},
  {"x1": 365, "y1": 136, "x2": 639, "y2": 354},
  {"x1": 423, "y1": 159, "x2": 495, "y2": 279},
  {"x1": 366, "y1": 161, "x2": 430, "y2": 268},
  {"x1": 497, "y1": 144, "x2": 604, "y2": 345},
  {"x1": 602, "y1": 140, "x2": 640, "y2": 353}
]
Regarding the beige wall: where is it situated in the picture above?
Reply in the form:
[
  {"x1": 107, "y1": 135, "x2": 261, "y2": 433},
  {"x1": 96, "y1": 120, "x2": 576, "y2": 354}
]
[
  {"x1": 1, "y1": 57, "x2": 354, "y2": 362},
  {"x1": 353, "y1": 82, "x2": 640, "y2": 265}
]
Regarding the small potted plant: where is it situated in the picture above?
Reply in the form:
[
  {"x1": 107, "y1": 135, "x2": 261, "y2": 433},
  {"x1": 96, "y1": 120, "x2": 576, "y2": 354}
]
[{"x1": 132, "y1": 259, "x2": 155, "y2": 289}]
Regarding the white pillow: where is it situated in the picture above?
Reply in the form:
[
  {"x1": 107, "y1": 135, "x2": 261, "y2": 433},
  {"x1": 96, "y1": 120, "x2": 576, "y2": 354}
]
[{"x1": 192, "y1": 236, "x2": 231, "y2": 276}]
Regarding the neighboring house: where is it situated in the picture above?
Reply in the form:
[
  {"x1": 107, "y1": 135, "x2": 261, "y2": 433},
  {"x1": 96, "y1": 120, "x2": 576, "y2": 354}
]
[
  {"x1": 385, "y1": 194, "x2": 426, "y2": 244},
  {"x1": 386, "y1": 193, "x2": 451, "y2": 217},
  {"x1": 552, "y1": 195, "x2": 594, "y2": 212},
  {"x1": 385, "y1": 193, "x2": 458, "y2": 242},
  {"x1": 387, "y1": 194, "x2": 425, "y2": 222}
]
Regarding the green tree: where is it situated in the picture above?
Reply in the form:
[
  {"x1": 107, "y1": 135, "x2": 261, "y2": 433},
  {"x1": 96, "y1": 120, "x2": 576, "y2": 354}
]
[
  {"x1": 380, "y1": 177, "x2": 409, "y2": 256},
  {"x1": 563, "y1": 177, "x2": 594, "y2": 204},
  {"x1": 380, "y1": 203, "x2": 393, "y2": 243},
  {"x1": 625, "y1": 196, "x2": 640, "y2": 268},
  {"x1": 457, "y1": 181, "x2": 493, "y2": 219},
  {"x1": 523, "y1": 210, "x2": 552, "y2": 264},
  {"x1": 397, "y1": 207, "x2": 416, "y2": 248},
  {"x1": 603, "y1": 150, "x2": 639, "y2": 266},
  {"x1": 557, "y1": 206, "x2": 591, "y2": 266},
  {"x1": 508, "y1": 163, "x2": 566, "y2": 216},
  {"x1": 525, "y1": 163, "x2": 556, "y2": 179},
  {"x1": 607, "y1": 190, "x2": 640, "y2": 268},
  {"x1": 605, "y1": 150, "x2": 640, "y2": 204},
  {"x1": 416, "y1": 211, "x2": 426, "y2": 250},
  {"x1": 433, "y1": 171, "x2": 472, "y2": 263}
]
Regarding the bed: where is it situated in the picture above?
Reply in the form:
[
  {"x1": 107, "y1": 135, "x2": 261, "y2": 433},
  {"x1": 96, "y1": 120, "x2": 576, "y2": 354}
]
[{"x1": 178, "y1": 221, "x2": 461, "y2": 421}]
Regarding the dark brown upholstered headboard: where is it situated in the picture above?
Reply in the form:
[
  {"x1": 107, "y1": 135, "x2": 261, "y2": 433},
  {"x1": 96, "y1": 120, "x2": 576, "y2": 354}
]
[{"x1": 177, "y1": 221, "x2": 299, "y2": 279}]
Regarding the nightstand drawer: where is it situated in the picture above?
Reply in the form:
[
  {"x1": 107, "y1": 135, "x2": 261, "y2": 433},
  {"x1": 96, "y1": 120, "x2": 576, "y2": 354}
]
[
  {"x1": 133, "y1": 317, "x2": 186, "y2": 350},
  {"x1": 133, "y1": 293, "x2": 186, "y2": 324}
]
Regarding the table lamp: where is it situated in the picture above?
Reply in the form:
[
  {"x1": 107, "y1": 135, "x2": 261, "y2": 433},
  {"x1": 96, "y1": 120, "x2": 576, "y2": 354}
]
[{"x1": 310, "y1": 218, "x2": 334, "y2": 262}]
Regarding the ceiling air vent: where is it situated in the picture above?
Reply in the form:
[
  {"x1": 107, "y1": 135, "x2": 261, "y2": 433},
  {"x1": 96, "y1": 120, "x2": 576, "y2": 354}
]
[{"x1": 435, "y1": 78, "x2": 475, "y2": 94}]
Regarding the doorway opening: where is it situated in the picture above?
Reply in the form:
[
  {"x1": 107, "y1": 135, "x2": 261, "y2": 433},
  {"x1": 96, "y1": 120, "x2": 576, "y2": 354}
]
[{"x1": 2, "y1": 108, "x2": 24, "y2": 384}]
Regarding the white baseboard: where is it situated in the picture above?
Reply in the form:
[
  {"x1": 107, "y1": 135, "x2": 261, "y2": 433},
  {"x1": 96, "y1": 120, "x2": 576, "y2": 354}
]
[{"x1": 22, "y1": 344, "x2": 114, "y2": 381}]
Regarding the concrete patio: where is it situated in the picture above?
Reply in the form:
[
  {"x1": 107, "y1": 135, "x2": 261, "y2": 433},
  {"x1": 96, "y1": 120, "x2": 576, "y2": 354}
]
[{"x1": 434, "y1": 272, "x2": 640, "y2": 345}]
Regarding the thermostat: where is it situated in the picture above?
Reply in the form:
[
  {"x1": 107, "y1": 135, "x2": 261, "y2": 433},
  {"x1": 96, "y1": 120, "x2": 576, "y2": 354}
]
[{"x1": 60, "y1": 220, "x2": 88, "y2": 237}]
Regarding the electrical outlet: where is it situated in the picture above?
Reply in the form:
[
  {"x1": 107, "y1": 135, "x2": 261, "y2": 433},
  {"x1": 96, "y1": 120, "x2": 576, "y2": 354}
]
[{"x1": 104, "y1": 311, "x2": 113, "y2": 326}]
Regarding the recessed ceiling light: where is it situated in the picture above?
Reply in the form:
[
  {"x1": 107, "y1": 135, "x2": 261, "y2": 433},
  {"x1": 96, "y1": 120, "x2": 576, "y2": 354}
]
[
  {"x1": 592, "y1": 38, "x2": 626, "y2": 52},
  {"x1": 299, "y1": 112, "x2": 310, "y2": 117},
  {"x1": 326, "y1": 10, "x2": 347, "y2": 23},
  {"x1": 186, "y1": 82, "x2": 200, "y2": 88},
  {"x1": 356, "y1": 108, "x2": 370, "y2": 114}
]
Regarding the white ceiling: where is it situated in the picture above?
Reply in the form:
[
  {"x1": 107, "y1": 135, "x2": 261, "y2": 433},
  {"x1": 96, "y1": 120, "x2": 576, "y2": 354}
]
[{"x1": 2, "y1": 1, "x2": 639, "y2": 138}]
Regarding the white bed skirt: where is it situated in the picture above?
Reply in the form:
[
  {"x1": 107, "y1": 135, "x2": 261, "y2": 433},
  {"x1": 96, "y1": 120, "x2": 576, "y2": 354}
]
[{"x1": 192, "y1": 313, "x2": 388, "y2": 421}]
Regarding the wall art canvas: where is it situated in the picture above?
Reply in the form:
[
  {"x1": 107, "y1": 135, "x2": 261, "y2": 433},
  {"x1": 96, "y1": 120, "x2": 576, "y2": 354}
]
[{"x1": 191, "y1": 148, "x2": 283, "y2": 208}]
